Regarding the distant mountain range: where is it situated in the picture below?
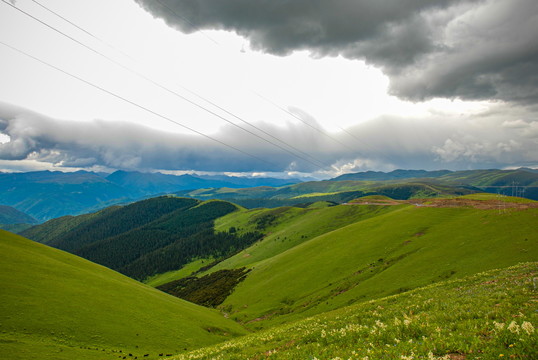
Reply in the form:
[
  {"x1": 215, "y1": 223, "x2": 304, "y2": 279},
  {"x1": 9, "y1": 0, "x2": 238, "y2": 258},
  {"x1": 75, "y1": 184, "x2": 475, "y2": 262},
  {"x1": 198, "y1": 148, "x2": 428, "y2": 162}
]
[
  {"x1": 0, "y1": 170, "x2": 301, "y2": 221},
  {"x1": 107, "y1": 170, "x2": 300, "y2": 195},
  {"x1": 176, "y1": 168, "x2": 538, "y2": 208},
  {"x1": 1, "y1": 168, "x2": 537, "y2": 222}
]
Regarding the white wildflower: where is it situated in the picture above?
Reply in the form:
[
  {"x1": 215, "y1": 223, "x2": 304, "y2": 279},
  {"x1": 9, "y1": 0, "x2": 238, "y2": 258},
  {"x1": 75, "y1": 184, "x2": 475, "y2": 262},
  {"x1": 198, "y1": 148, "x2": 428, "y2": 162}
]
[
  {"x1": 522, "y1": 321, "x2": 535, "y2": 335},
  {"x1": 508, "y1": 321, "x2": 520, "y2": 334},
  {"x1": 375, "y1": 320, "x2": 387, "y2": 329}
]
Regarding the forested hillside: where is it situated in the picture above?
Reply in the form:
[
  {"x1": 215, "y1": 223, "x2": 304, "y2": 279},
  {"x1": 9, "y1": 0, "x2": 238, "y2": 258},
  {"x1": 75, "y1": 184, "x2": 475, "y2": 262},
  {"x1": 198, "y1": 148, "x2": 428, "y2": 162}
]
[{"x1": 23, "y1": 197, "x2": 262, "y2": 281}]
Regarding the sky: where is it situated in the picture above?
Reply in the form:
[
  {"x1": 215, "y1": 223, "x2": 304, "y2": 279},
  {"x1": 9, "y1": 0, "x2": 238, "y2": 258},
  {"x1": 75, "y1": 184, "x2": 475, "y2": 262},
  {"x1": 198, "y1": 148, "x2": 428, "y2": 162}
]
[{"x1": 0, "y1": 0, "x2": 537, "y2": 179}]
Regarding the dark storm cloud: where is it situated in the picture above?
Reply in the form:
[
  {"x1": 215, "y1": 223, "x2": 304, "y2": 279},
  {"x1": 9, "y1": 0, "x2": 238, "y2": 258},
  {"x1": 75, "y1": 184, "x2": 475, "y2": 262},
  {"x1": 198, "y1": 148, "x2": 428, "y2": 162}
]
[
  {"x1": 1, "y1": 102, "x2": 537, "y2": 175},
  {"x1": 135, "y1": 0, "x2": 538, "y2": 103}
]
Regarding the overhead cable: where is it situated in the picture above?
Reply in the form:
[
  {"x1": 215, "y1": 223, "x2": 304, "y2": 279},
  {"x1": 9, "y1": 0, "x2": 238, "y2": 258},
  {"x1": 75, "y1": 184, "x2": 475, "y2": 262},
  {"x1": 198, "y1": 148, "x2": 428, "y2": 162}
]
[
  {"x1": 0, "y1": 40, "x2": 277, "y2": 169},
  {"x1": 2, "y1": 0, "x2": 330, "y2": 170}
]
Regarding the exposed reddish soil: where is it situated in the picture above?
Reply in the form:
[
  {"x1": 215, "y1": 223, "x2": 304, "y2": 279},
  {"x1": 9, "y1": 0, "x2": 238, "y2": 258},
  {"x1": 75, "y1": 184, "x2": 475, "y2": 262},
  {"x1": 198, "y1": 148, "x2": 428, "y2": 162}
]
[
  {"x1": 447, "y1": 354, "x2": 467, "y2": 360},
  {"x1": 408, "y1": 198, "x2": 538, "y2": 210},
  {"x1": 348, "y1": 198, "x2": 538, "y2": 210}
]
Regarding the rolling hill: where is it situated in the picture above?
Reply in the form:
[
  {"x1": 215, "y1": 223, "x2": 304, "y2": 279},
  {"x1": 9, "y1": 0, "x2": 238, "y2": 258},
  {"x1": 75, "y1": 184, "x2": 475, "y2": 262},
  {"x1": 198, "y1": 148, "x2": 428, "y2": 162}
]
[
  {"x1": 8, "y1": 169, "x2": 538, "y2": 359},
  {"x1": 0, "y1": 230, "x2": 247, "y2": 360},
  {"x1": 0, "y1": 205, "x2": 37, "y2": 233},
  {"x1": 176, "y1": 179, "x2": 478, "y2": 208},
  {"x1": 0, "y1": 205, "x2": 37, "y2": 225},
  {"x1": 154, "y1": 194, "x2": 538, "y2": 330},
  {"x1": 24, "y1": 191, "x2": 538, "y2": 333},
  {"x1": 437, "y1": 169, "x2": 538, "y2": 200}
]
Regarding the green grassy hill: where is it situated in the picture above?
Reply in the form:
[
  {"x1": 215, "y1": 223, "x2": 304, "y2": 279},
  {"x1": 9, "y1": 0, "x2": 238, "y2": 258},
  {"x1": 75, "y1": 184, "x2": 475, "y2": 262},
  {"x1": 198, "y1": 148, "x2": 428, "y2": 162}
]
[
  {"x1": 211, "y1": 203, "x2": 402, "y2": 271},
  {"x1": 438, "y1": 169, "x2": 538, "y2": 200},
  {"x1": 176, "y1": 180, "x2": 478, "y2": 209},
  {"x1": 168, "y1": 196, "x2": 538, "y2": 330},
  {"x1": 169, "y1": 262, "x2": 538, "y2": 359},
  {"x1": 0, "y1": 230, "x2": 246, "y2": 360},
  {"x1": 439, "y1": 169, "x2": 538, "y2": 186}
]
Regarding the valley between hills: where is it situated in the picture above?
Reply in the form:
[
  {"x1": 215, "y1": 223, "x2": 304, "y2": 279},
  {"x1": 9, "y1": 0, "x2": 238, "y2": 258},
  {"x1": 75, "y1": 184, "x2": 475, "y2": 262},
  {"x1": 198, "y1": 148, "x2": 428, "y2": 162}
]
[{"x1": 0, "y1": 169, "x2": 537, "y2": 359}]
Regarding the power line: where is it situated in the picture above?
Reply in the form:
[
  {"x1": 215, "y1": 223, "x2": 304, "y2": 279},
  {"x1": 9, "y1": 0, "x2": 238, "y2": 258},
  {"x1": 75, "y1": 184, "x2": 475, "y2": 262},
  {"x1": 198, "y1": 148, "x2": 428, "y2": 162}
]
[
  {"x1": 2, "y1": 0, "x2": 330, "y2": 171},
  {"x1": 254, "y1": 91, "x2": 357, "y2": 152},
  {"x1": 258, "y1": 92, "x2": 402, "y2": 169},
  {"x1": 173, "y1": 83, "x2": 333, "y2": 168},
  {"x1": 29, "y1": 0, "x2": 134, "y2": 61},
  {"x1": 146, "y1": 1, "x2": 333, "y2": 167},
  {"x1": 0, "y1": 40, "x2": 277, "y2": 169}
]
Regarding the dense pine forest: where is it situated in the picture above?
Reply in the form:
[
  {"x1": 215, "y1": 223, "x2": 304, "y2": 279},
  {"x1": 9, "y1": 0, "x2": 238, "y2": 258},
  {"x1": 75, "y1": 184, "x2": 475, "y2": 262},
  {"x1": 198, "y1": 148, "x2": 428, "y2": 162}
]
[{"x1": 22, "y1": 197, "x2": 262, "y2": 281}]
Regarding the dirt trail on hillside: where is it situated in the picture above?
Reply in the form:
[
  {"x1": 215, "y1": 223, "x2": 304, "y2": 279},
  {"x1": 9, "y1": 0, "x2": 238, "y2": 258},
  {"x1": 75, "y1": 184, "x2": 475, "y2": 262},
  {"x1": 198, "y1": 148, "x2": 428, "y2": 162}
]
[{"x1": 349, "y1": 198, "x2": 538, "y2": 210}]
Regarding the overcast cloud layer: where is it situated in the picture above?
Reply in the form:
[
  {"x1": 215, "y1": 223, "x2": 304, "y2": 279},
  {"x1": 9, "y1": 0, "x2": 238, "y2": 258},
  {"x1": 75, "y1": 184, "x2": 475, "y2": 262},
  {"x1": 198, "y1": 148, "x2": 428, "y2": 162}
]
[
  {"x1": 135, "y1": 0, "x2": 538, "y2": 104},
  {"x1": 1, "y1": 101, "x2": 536, "y2": 176}
]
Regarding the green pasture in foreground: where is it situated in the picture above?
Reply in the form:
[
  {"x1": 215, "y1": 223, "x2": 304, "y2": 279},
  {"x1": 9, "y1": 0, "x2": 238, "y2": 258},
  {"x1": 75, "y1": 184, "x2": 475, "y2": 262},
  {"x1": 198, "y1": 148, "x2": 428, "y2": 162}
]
[
  {"x1": 0, "y1": 230, "x2": 247, "y2": 360},
  {"x1": 171, "y1": 262, "x2": 538, "y2": 360}
]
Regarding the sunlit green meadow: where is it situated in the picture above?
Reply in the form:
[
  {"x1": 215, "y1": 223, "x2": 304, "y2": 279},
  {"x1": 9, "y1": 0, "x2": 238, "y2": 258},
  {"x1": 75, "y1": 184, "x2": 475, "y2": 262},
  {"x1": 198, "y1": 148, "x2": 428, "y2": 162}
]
[{"x1": 171, "y1": 262, "x2": 538, "y2": 359}]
